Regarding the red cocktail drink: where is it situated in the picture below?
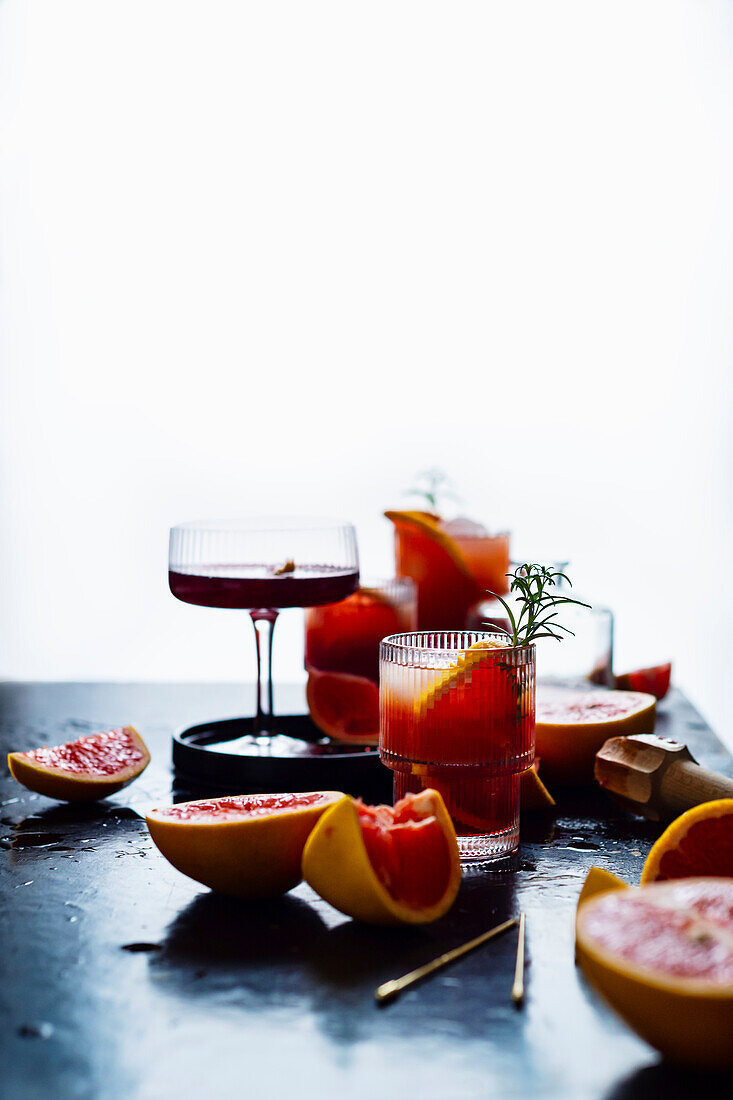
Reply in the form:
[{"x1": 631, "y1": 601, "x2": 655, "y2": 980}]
[
  {"x1": 305, "y1": 579, "x2": 416, "y2": 742},
  {"x1": 379, "y1": 632, "x2": 535, "y2": 861},
  {"x1": 385, "y1": 512, "x2": 510, "y2": 630},
  {"x1": 169, "y1": 565, "x2": 358, "y2": 610}
]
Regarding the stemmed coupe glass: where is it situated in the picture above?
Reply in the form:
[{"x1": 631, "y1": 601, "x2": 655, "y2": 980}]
[{"x1": 169, "y1": 518, "x2": 359, "y2": 734}]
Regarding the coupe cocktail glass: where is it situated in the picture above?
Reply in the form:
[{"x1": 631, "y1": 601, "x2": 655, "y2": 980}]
[
  {"x1": 379, "y1": 632, "x2": 535, "y2": 861},
  {"x1": 169, "y1": 518, "x2": 359, "y2": 733}
]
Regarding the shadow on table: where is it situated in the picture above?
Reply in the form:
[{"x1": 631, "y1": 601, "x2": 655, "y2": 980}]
[
  {"x1": 607, "y1": 1061, "x2": 733, "y2": 1099},
  {"x1": 149, "y1": 871, "x2": 519, "y2": 1047}
]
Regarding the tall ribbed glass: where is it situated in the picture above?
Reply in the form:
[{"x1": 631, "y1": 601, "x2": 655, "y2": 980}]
[{"x1": 379, "y1": 632, "x2": 535, "y2": 861}]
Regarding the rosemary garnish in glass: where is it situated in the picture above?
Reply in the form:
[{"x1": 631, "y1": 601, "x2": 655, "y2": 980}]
[{"x1": 486, "y1": 564, "x2": 591, "y2": 648}]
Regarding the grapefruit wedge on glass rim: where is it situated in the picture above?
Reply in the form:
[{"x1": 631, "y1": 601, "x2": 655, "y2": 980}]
[
  {"x1": 576, "y1": 877, "x2": 733, "y2": 1069},
  {"x1": 146, "y1": 791, "x2": 343, "y2": 899},
  {"x1": 384, "y1": 510, "x2": 480, "y2": 629},
  {"x1": 8, "y1": 726, "x2": 150, "y2": 802},
  {"x1": 302, "y1": 789, "x2": 461, "y2": 925}
]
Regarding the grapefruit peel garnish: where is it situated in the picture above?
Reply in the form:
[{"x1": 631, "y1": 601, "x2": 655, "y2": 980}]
[
  {"x1": 7, "y1": 726, "x2": 150, "y2": 802},
  {"x1": 416, "y1": 638, "x2": 511, "y2": 720},
  {"x1": 146, "y1": 790, "x2": 343, "y2": 899},
  {"x1": 302, "y1": 789, "x2": 461, "y2": 926},
  {"x1": 641, "y1": 798, "x2": 733, "y2": 884}
]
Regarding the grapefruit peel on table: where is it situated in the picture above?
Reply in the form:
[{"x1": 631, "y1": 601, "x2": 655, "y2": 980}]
[
  {"x1": 302, "y1": 789, "x2": 461, "y2": 925},
  {"x1": 146, "y1": 790, "x2": 343, "y2": 899},
  {"x1": 641, "y1": 798, "x2": 733, "y2": 884},
  {"x1": 7, "y1": 725, "x2": 150, "y2": 802},
  {"x1": 575, "y1": 877, "x2": 733, "y2": 1069},
  {"x1": 535, "y1": 687, "x2": 656, "y2": 786}
]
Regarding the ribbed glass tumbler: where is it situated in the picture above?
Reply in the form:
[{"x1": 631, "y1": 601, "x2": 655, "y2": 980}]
[{"x1": 379, "y1": 632, "x2": 535, "y2": 862}]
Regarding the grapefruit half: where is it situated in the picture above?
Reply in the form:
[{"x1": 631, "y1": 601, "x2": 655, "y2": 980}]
[
  {"x1": 146, "y1": 790, "x2": 343, "y2": 898},
  {"x1": 641, "y1": 799, "x2": 733, "y2": 883},
  {"x1": 306, "y1": 668, "x2": 379, "y2": 744},
  {"x1": 8, "y1": 726, "x2": 150, "y2": 802},
  {"x1": 576, "y1": 877, "x2": 733, "y2": 1068},
  {"x1": 535, "y1": 687, "x2": 656, "y2": 786},
  {"x1": 302, "y1": 789, "x2": 461, "y2": 925}
]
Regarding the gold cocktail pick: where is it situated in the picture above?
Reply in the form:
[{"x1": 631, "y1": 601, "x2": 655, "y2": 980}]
[
  {"x1": 511, "y1": 911, "x2": 526, "y2": 1006},
  {"x1": 375, "y1": 915, "x2": 518, "y2": 1005}
]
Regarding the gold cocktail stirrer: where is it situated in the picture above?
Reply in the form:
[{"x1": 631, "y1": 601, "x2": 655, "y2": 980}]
[
  {"x1": 375, "y1": 916, "x2": 518, "y2": 1005},
  {"x1": 511, "y1": 912, "x2": 526, "y2": 1006}
]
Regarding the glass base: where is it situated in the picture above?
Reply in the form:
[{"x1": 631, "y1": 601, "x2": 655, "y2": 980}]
[{"x1": 457, "y1": 823, "x2": 519, "y2": 863}]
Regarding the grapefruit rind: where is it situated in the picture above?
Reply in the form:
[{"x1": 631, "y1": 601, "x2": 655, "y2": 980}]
[
  {"x1": 417, "y1": 638, "x2": 512, "y2": 718},
  {"x1": 519, "y1": 762, "x2": 556, "y2": 811},
  {"x1": 536, "y1": 688, "x2": 656, "y2": 786},
  {"x1": 575, "y1": 879, "x2": 733, "y2": 1069},
  {"x1": 301, "y1": 789, "x2": 461, "y2": 925},
  {"x1": 7, "y1": 726, "x2": 150, "y2": 802},
  {"x1": 641, "y1": 798, "x2": 733, "y2": 884},
  {"x1": 146, "y1": 791, "x2": 343, "y2": 899},
  {"x1": 576, "y1": 866, "x2": 628, "y2": 911}
]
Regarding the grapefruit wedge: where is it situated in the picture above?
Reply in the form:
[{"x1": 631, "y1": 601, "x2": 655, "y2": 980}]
[
  {"x1": 536, "y1": 687, "x2": 656, "y2": 786},
  {"x1": 641, "y1": 799, "x2": 733, "y2": 883},
  {"x1": 520, "y1": 760, "x2": 555, "y2": 811},
  {"x1": 576, "y1": 877, "x2": 733, "y2": 1068},
  {"x1": 306, "y1": 668, "x2": 379, "y2": 744},
  {"x1": 384, "y1": 510, "x2": 480, "y2": 630},
  {"x1": 302, "y1": 789, "x2": 461, "y2": 925},
  {"x1": 615, "y1": 662, "x2": 671, "y2": 701},
  {"x1": 146, "y1": 791, "x2": 343, "y2": 899},
  {"x1": 8, "y1": 726, "x2": 150, "y2": 802}
]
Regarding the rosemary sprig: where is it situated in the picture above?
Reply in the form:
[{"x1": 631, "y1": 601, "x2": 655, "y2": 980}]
[
  {"x1": 405, "y1": 468, "x2": 460, "y2": 513},
  {"x1": 486, "y1": 564, "x2": 591, "y2": 648}
]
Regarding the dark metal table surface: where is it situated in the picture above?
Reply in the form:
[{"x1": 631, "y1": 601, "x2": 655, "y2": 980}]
[{"x1": 2, "y1": 682, "x2": 732, "y2": 1100}]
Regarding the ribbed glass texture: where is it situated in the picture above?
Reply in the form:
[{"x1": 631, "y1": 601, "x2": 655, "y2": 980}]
[{"x1": 379, "y1": 632, "x2": 535, "y2": 862}]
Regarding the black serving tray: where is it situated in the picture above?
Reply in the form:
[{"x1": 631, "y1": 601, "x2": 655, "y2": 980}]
[{"x1": 172, "y1": 713, "x2": 391, "y2": 801}]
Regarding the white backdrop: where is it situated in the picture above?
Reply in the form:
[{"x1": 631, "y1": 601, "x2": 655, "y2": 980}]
[{"x1": 1, "y1": 2, "x2": 732, "y2": 744}]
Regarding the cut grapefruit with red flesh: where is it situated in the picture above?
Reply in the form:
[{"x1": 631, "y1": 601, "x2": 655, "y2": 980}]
[
  {"x1": 306, "y1": 668, "x2": 379, "y2": 743},
  {"x1": 641, "y1": 799, "x2": 733, "y2": 883},
  {"x1": 301, "y1": 789, "x2": 461, "y2": 924},
  {"x1": 8, "y1": 726, "x2": 150, "y2": 802},
  {"x1": 146, "y1": 790, "x2": 343, "y2": 898},
  {"x1": 385, "y1": 510, "x2": 481, "y2": 630},
  {"x1": 615, "y1": 662, "x2": 671, "y2": 700},
  {"x1": 535, "y1": 687, "x2": 656, "y2": 786},
  {"x1": 576, "y1": 877, "x2": 733, "y2": 1068}
]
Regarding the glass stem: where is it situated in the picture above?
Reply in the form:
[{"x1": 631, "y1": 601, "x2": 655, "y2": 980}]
[{"x1": 250, "y1": 611, "x2": 278, "y2": 733}]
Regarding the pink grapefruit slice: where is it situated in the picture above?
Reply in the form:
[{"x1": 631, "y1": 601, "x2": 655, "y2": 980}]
[
  {"x1": 8, "y1": 726, "x2": 150, "y2": 802},
  {"x1": 536, "y1": 686, "x2": 656, "y2": 786},
  {"x1": 576, "y1": 877, "x2": 733, "y2": 1068},
  {"x1": 146, "y1": 790, "x2": 343, "y2": 898}
]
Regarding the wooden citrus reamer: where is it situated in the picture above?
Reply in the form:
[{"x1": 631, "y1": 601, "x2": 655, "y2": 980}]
[{"x1": 594, "y1": 733, "x2": 733, "y2": 821}]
